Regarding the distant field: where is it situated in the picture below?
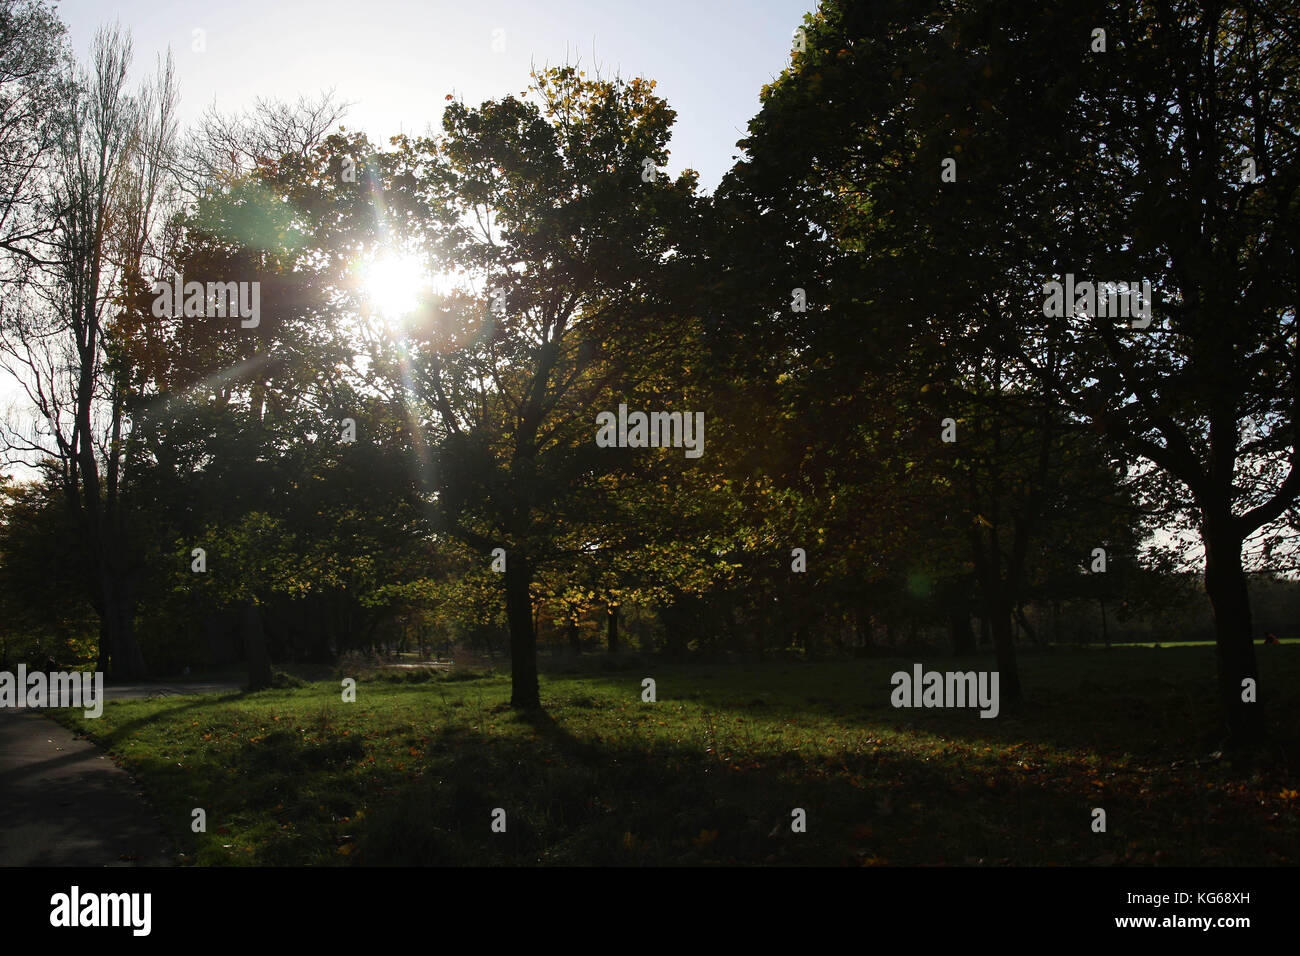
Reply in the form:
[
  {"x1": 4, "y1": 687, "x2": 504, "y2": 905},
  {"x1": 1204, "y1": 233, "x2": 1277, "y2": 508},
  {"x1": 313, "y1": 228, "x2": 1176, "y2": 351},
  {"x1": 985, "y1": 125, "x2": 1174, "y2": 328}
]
[
  {"x1": 50, "y1": 644, "x2": 1300, "y2": 865},
  {"x1": 1115, "y1": 639, "x2": 1294, "y2": 648}
]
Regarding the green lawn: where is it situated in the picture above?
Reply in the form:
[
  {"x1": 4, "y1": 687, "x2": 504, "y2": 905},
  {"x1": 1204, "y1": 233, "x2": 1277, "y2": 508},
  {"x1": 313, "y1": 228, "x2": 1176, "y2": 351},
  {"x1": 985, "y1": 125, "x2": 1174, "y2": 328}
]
[{"x1": 50, "y1": 644, "x2": 1300, "y2": 865}]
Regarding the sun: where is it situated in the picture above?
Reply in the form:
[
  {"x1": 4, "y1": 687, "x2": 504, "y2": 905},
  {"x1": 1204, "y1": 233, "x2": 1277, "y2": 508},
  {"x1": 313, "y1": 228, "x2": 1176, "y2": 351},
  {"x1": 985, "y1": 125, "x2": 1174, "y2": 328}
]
[{"x1": 362, "y1": 252, "x2": 429, "y2": 322}]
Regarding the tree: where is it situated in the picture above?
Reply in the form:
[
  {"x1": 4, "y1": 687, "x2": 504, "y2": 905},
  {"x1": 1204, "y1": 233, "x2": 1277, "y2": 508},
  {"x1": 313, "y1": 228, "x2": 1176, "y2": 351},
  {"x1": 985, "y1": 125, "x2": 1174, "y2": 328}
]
[
  {"x1": 0, "y1": 472, "x2": 99, "y2": 667},
  {"x1": 0, "y1": 25, "x2": 179, "y2": 677},
  {"x1": 731, "y1": 0, "x2": 1300, "y2": 747},
  {"x1": 0, "y1": 0, "x2": 66, "y2": 285},
  {"x1": 126, "y1": 113, "x2": 441, "y2": 680},
  {"x1": 378, "y1": 67, "x2": 700, "y2": 708},
  {"x1": 173, "y1": 90, "x2": 349, "y2": 204}
]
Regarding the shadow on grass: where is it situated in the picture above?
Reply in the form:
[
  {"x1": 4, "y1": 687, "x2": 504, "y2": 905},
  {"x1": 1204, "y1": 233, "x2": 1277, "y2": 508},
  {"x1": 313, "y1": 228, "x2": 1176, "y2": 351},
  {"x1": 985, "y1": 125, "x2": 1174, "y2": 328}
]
[
  {"x1": 352, "y1": 663, "x2": 1300, "y2": 866},
  {"x1": 53, "y1": 691, "x2": 257, "y2": 751},
  {"x1": 49, "y1": 649, "x2": 1300, "y2": 866},
  {"x1": 555, "y1": 648, "x2": 1300, "y2": 767},
  {"x1": 353, "y1": 710, "x2": 1293, "y2": 866}
]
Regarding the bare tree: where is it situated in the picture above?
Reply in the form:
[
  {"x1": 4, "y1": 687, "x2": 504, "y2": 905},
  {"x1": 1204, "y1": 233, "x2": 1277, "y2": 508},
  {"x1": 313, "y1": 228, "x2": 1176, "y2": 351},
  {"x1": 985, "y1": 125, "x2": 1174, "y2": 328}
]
[
  {"x1": 173, "y1": 90, "x2": 350, "y2": 201},
  {"x1": 0, "y1": 23, "x2": 181, "y2": 677},
  {"x1": 0, "y1": 0, "x2": 66, "y2": 284}
]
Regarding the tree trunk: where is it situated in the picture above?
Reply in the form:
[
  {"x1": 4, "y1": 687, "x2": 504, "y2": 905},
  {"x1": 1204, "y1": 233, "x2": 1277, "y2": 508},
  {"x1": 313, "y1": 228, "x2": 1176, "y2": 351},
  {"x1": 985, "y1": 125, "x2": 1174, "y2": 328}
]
[
  {"x1": 100, "y1": 567, "x2": 145, "y2": 679},
  {"x1": 1014, "y1": 605, "x2": 1040, "y2": 646},
  {"x1": 107, "y1": 598, "x2": 146, "y2": 679},
  {"x1": 1203, "y1": 523, "x2": 1263, "y2": 748},
  {"x1": 97, "y1": 616, "x2": 112, "y2": 674},
  {"x1": 567, "y1": 615, "x2": 581, "y2": 655},
  {"x1": 607, "y1": 604, "x2": 619, "y2": 652},
  {"x1": 505, "y1": 556, "x2": 540, "y2": 709},
  {"x1": 988, "y1": 592, "x2": 1023, "y2": 707},
  {"x1": 970, "y1": 527, "x2": 1022, "y2": 704},
  {"x1": 243, "y1": 603, "x2": 273, "y2": 691},
  {"x1": 661, "y1": 596, "x2": 691, "y2": 660}
]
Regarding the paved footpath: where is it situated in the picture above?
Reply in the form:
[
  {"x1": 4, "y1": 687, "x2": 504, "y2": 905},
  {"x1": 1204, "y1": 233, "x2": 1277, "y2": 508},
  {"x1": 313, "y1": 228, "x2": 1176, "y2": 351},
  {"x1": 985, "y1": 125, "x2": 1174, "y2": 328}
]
[
  {"x1": 0, "y1": 709, "x2": 173, "y2": 866},
  {"x1": 102, "y1": 679, "x2": 243, "y2": 701}
]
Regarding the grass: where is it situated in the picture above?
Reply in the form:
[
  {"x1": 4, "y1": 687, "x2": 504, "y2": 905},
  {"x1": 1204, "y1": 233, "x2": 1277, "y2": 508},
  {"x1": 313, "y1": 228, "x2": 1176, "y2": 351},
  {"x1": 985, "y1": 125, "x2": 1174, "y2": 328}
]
[{"x1": 48, "y1": 644, "x2": 1300, "y2": 866}]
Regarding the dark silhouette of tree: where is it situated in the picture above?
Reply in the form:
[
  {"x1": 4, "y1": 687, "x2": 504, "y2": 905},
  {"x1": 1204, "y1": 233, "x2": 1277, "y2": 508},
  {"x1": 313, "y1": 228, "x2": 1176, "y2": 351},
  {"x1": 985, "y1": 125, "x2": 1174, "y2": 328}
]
[{"x1": 729, "y1": 0, "x2": 1300, "y2": 747}]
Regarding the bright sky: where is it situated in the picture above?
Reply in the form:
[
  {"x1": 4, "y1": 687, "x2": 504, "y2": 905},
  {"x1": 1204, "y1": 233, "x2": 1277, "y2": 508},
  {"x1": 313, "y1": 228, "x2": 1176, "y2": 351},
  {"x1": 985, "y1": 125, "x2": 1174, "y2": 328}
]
[{"x1": 52, "y1": 0, "x2": 817, "y2": 192}]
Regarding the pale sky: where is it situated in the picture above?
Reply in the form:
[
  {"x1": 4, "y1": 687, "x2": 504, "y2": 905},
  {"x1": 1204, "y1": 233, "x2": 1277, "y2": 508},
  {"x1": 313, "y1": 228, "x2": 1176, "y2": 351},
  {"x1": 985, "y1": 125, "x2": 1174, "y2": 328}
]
[{"x1": 52, "y1": 0, "x2": 818, "y2": 192}]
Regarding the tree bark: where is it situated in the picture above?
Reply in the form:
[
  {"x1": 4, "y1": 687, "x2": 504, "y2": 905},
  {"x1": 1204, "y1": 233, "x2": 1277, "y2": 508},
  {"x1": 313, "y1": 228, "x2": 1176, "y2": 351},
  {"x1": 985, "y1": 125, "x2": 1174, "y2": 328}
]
[
  {"x1": 243, "y1": 603, "x2": 273, "y2": 691},
  {"x1": 606, "y1": 604, "x2": 619, "y2": 652},
  {"x1": 969, "y1": 526, "x2": 1022, "y2": 704},
  {"x1": 949, "y1": 605, "x2": 977, "y2": 656},
  {"x1": 1014, "y1": 605, "x2": 1040, "y2": 646},
  {"x1": 102, "y1": 573, "x2": 145, "y2": 679},
  {"x1": 1203, "y1": 520, "x2": 1263, "y2": 748},
  {"x1": 988, "y1": 594, "x2": 1023, "y2": 707},
  {"x1": 96, "y1": 616, "x2": 112, "y2": 674},
  {"x1": 505, "y1": 556, "x2": 540, "y2": 709}
]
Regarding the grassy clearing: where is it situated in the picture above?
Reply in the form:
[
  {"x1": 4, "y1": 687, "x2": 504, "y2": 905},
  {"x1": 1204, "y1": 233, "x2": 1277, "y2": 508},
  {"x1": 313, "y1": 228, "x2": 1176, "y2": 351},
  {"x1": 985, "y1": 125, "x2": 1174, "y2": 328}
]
[{"x1": 49, "y1": 645, "x2": 1300, "y2": 865}]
